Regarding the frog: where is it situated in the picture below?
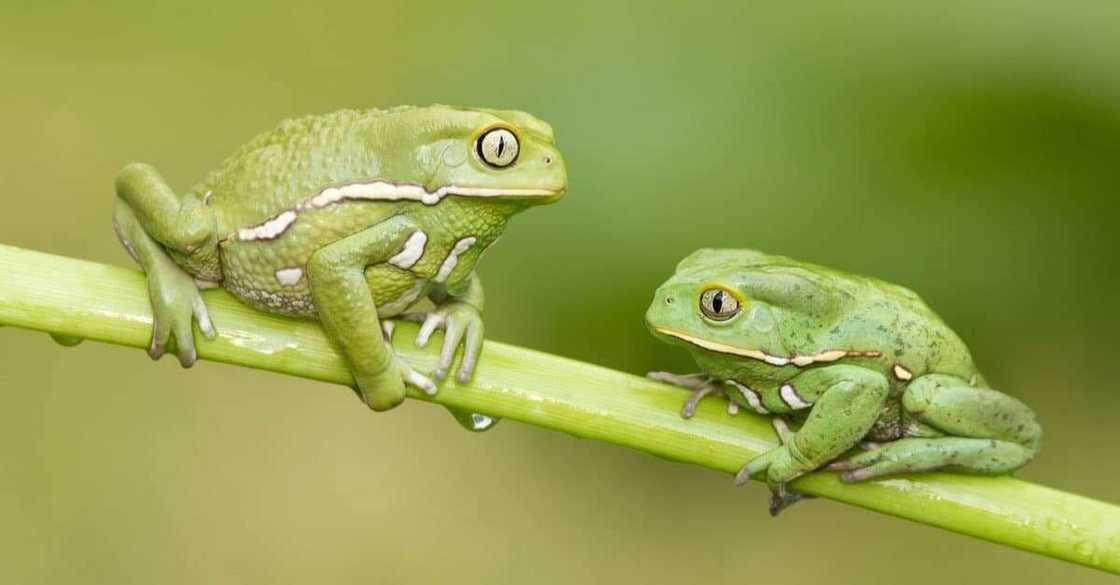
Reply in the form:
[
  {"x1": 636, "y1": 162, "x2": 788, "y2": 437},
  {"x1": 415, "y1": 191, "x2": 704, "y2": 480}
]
[
  {"x1": 645, "y1": 249, "x2": 1040, "y2": 515},
  {"x1": 112, "y1": 105, "x2": 567, "y2": 413}
]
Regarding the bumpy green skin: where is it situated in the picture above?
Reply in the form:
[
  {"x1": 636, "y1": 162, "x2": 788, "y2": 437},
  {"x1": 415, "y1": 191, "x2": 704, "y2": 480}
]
[
  {"x1": 646, "y1": 249, "x2": 1041, "y2": 513},
  {"x1": 113, "y1": 105, "x2": 566, "y2": 412}
]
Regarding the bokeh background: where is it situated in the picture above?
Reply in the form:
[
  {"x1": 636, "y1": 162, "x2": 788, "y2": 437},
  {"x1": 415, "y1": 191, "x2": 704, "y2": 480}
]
[{"x1": 2, "y1": 1, "x2": 1118, "y2": 583}]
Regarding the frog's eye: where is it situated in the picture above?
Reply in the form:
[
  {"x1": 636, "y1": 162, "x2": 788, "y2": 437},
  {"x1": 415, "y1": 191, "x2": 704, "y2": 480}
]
[
  {"x1": 699, "y1": 288, "x2": 741, "y2": 321},
  {"x1": 477, "y1": 128, "x2": 520, "y2": 168}
]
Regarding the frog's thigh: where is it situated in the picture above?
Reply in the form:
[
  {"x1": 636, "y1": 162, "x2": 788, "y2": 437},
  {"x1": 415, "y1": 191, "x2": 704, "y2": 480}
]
[
  {"x1": 833, "y1": 376, "x2": 1041, "y2": 481},
  {"x1": 903, "y1": 374, "x2": 1041, "y2": 450},
  {"x1": 115, "y1": 162, "x2": 211, "y2": 250}
]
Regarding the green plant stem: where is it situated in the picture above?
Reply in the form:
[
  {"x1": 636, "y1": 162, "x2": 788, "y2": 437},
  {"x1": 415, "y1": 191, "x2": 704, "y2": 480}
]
[{"x1": 1, "y1": 243, "x2": 1117, "y2": 573}]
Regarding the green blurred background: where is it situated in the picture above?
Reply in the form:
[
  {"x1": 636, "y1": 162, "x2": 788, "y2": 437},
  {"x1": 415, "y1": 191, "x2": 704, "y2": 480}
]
[{"x1": 1, "y1": 1, "x2": 1118, "y2": 583}]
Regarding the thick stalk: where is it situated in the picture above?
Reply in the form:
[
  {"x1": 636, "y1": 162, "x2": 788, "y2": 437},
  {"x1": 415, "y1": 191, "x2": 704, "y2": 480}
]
[{"x1": 0, "y1": 243, "x2": 1117, "y2": 573}]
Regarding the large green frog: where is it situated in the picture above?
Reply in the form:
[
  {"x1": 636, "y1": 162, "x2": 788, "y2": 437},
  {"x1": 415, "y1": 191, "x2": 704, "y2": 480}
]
[
  {"x1": 113, "y1": 105, "x2": 566, "y2": 412},
  {"x1": 646, "y1": 249, "x2": 1040, "y2": 513}
]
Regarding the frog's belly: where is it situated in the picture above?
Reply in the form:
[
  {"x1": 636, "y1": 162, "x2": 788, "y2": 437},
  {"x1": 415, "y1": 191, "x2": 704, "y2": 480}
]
[{"x1": 219, "y1": 244, "x2": 431, "y2": 319}]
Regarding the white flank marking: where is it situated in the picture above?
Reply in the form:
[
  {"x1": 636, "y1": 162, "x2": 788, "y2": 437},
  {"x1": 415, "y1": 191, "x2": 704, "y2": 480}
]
[
  {"x1": 792, "y1": 349, "x2": 848, "y2": 366},
  {"x1": 304, "y1": 180, "x2": 557, "y2": 209},
  {"x1": 893, "y1": 364, "x2": 914, "y2": 381},
  {"x1": 389, "y1": 231, "x2": 428, "y2": 269},
  {"x1": 238, "y1": 210, "x2": 298, "y2": 241},
  {"x1": 763, "y1": 354, "x2": 790, "y2": 367},
  {"x1": 434, "y1": 236, "x2": 477, "y2": 283},
  {"x1": 727, "y1": 381, "x2": 769, "y2": 414},
  {"x1": 816, "y1": 349, "x2": 848, "y2": 362},
  {"x1": 780, "y1": 384, "x2": 812, "y2": 409},
  {"x1": 228, "y1": 180, "x2": 560, "y2": 243},
  {"x1": 275, "y1": 267, "x2": 303, "y2": 286},
  {"x1": 791, "y1": 355, "x2": 814, "y2": 367}
]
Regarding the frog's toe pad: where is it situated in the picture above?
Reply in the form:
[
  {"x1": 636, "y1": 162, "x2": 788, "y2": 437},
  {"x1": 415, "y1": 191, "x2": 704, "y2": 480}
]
[
  {"x1": 148, "y1": 337, "x2": 166, "y2": 361},
  {"x1": 414, "y1": 312, "x2": 446, "y2": 348},
  {"x1": 193, "y1": 295, "x2": 216, "y2": 340},
  {"x1": 381, "y1": 320, "x2": 396, "y2": 342}
]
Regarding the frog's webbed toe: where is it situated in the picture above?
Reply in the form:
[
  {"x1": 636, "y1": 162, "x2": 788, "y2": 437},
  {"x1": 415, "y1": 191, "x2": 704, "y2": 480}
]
[
  {"x1": 646, "y1": 372, "x2": 726, "y2": 419},
  {"x1": 145, "y1": 263, "x2": 215, "y2": 368},
  {"x1": 399, "y1": 301, "x2": 484, "y2": 383},
  {"x1": 679, "y1": 383, "x2": 725, "y2": 419},
  {"x1": 646, "y1": 371, "x2": 711, "y2": 389},
  {"x1": 380, "y1": 319, "x2": 397, "y2": 341},
  {"x1": 351, "y1": 350, "x2": 436, "y2": 411},
  {"x1": 377, "y1": 318, "x2": 437, "y2": 395},
  {"x1": 384, "y1": 317, "x2": 497, "y2": 431}
]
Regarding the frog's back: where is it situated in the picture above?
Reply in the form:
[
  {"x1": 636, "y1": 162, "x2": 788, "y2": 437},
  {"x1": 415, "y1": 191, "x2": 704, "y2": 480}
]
[
  {"x1": 193, "y1": 107, "x2": 414, "y2": 236},
  {"x1": 822, "y1": 262, "x2": 979, "y2": 380}
]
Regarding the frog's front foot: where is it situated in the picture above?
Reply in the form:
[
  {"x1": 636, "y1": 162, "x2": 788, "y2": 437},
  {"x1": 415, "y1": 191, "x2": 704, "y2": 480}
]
[
  {"x1": 145, "y1": 260, "x2": 216, "y2": 368},
  {"x1": 735, "y1": 418, "x2": 816, "y2": 516},
  {"x1": 401, "y1": 302, "x2": 484, "y2": 383},
  {"x1": 377, "y1": 319, "x2": 438, "y2": 396},
  {"x1": 352, "y1": 351, "x2": 438, "y2": 411},
  {"x1": 646, "y1": 372, "x2": 732, "y2": 418}
]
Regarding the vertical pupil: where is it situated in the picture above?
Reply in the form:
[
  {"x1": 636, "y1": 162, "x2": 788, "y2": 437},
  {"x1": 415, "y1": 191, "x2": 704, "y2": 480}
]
[
  {"x1": 712, "y1": 292, "x2": 724, "y2": 313},
  {"x1": 496, "y1": 134, "x2": 505, "y2": 157}
]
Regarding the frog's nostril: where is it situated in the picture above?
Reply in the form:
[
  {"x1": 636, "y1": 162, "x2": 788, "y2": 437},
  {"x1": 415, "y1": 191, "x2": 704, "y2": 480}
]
[
  {"x1": 665, "y1": 296, "x2": 674, "y2": 305},
  {"x1": 543, "y1": 156, "x2": 553, "y2": 166}
]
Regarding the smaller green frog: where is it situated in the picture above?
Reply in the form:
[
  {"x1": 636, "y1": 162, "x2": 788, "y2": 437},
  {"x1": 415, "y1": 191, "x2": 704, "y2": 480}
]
[{"x1": 646, "y1": 249, "x2": 1040, "y2": 514}]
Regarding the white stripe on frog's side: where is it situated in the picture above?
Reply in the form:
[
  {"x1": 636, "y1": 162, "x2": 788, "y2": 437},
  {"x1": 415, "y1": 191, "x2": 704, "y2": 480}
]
[
  {"x1": 237, "y1": 210, "x2": 298, "y2": 241},
  {"x1": 434, "y1": 236, "x2": 477, "y2": 283},
  {"x1": 303, "y1": 181, "x2": 556, "y2": 209},
  {"x1": 727, "y1": 380, "x2": 769, "y2": 414},
  {"x1": 229, "y1": 180, "x2": 558, "y2": 243},
  {"x1": 388, "y1": 231, "x2": 428, "y2": 269},
  {"x1": 275, "y1": 267, "x2": 304, "y2": 286},
  {"x1": 652, "y1": 328, "x2": 882, "y2": 368},
  {"x1": 779, "y1": 383, "x2": 812, "y2": 410}
]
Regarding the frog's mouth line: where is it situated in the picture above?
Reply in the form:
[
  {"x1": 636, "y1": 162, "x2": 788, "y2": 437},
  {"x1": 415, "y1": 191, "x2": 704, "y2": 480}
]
[{"x1": 653, "y1": 327, "x2": 880, "y2": 367}]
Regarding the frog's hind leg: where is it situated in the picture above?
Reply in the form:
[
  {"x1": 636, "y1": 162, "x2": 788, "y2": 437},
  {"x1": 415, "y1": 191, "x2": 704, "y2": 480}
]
[
  {"x1": 114, "y1": 164, "x2": 218, "y2": 366},
  {"x1": 115, "y1": 163, "x2": 214, "y2": 253},
  {"x1": 827, "y1": 375, "x2": 1040, "y2": 482}
]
